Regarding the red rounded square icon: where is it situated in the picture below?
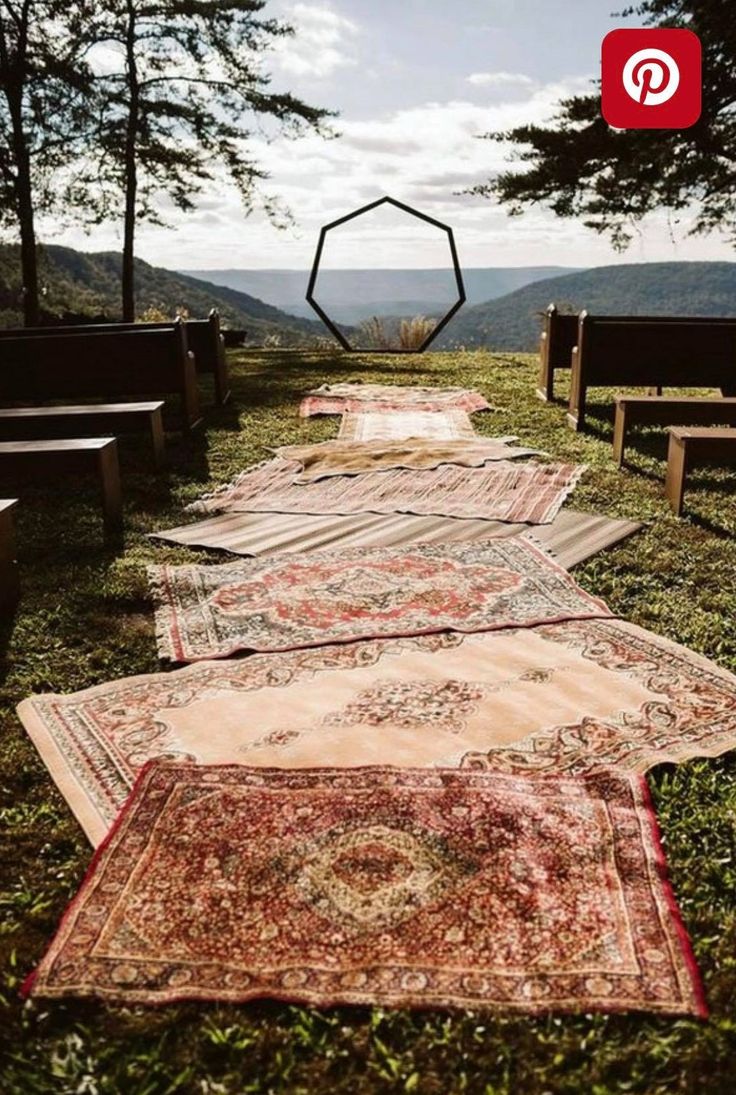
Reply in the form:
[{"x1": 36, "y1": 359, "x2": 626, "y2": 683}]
[{"x1": 602, "y1": 28, "x2": 701, "y2": 129}]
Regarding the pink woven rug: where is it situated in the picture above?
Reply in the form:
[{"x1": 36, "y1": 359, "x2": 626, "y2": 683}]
[
  {"x1": 338, "y1": 410, "x2": 477, "y2": 442},
  {"x1": 300, "y1": 384, "x2": 492, "y2": 417},
  {"x1": 147, "y1": 538, "x2": 612, "y2": 662},
  {"x1": 189, "y1": 458, "x2": 586, "y2": 525},
  {"x1": 23, "y1": 763, "x2": 706, "y2": 1017}
]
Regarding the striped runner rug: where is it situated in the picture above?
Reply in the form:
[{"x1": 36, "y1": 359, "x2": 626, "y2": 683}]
[
  {"x1": 187, "y1": 458, "x2": 585, "y2": 524},
  {"x1": 151, "y1": 509, "x2": 641, "y2": 569}
]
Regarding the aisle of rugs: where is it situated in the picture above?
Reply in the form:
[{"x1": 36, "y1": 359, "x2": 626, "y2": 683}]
[{"x1": 20, "y1": 380, "x2": 736, "y2": 1016}]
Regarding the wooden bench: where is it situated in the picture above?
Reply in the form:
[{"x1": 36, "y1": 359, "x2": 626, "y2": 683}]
[
  {"x1": 0, "y1": 498, "x2": 19, "y2": 611},
  {"x1": 538, "y1": 304, "x2": 580, "y2": 401},
  {"x1": 0, "y1": 439, "x2": 122, "y2": 533},
  {"x1": 0, "y1": 321, "x2": 200, "y2": 430},
  {"x1": 0, "y1": 311, "x2": 230, "y2": 406},
  {"x1": 665, "y1": 426, "x2": 736, "y2": 515},
  {"x1": 222, "y1": 328, "x2": 248, "y2": 349},
  {"x1": 613, "y1": 395, "x2": 736, "y2": 465},
  {"x1": 0, "y1": 401, "x2": 166, "y2": 468},
  {"x1": 567, "y1": 313, "x2": 736, "y2": 431}
]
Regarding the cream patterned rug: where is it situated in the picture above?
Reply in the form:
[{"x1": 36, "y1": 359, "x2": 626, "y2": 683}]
[{"x1": 18, "y1": 619, "x2": 736, "y2": 846}]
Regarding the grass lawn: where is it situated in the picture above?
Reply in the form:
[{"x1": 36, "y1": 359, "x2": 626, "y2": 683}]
[{"x1": 1, "y1": 348, "x2": 735, "y2": 1094}]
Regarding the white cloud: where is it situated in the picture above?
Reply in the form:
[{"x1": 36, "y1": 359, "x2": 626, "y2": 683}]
[
  {"x1": 467, "y1": 71, "x2": 535, "y2": 88},
  {"x1": 271, "y1": 4, "x2": 359, "y2": 79},
  {"x1": 43, "y1": 73, "x2": 735, "y2": 271}
]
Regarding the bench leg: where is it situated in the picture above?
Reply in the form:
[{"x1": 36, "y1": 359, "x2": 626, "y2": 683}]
[
  {"x1": 537, "y1": 340, "x2": 554, "y2": 402},
  {"x1": 97, "y1": 441, "x2": 123, "y2": 533},
  {"x1": 612, "y1": 404, "x2": 628, "y2": 466},
  {"x1": 664, "y1": 434, "x2": 688, "y2": 517},
  {"x1": 0, "y1": 505, "x2": 19, "y2": 612},
  {"x1": 214, "y1": 339, "x2": 231, "y2": 405},
  {"x1": 566, "y1": 349, "x2": 585, "y2": 430},
  {"x1": 149, "y1": 408, "x2": 166, "y2": 470},
  {"x1": 566, "y1": 384, "x2": 586, "y2": 431}
]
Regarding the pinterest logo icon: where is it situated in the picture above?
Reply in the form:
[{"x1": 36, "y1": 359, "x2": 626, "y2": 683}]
[
  {"x1": 623, "y1": 49, "x2": 680, "y2": 105},
  {"x1": 602, "y1": 29, "x2": 701, "y2": 128}
]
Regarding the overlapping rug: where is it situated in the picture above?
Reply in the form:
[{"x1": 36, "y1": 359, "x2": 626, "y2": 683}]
[
  {"x1": 147, "y1": 539, "x2": 612, "y2": 662},
  {"x1": 150, "y1": 508, "x2": 643, "y2": 571},
  {"x1": 18, "y1": 376, "x2": 716, "y2": 1017},
  {"x1": 23, "y1": 763, "x2": 706, "y2": 1017},
  {"x1": 18, "y1": 619, "x2": 736, "y2": 847},
  {"x1": 338, "y1": 410, "x2": 477, "y2": 442},
  {"x1": 273, "y1": 437, "x2": 539, "y2": 482},
  {"x1": 188, "y1": 458, "x2": 585, "y2": 524},
  {"x1": 300, "y1": 383, "x2": 492, "y2": 417}
]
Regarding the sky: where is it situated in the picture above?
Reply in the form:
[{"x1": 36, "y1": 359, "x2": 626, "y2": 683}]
[{"x1": 45, "y1": 0, "x2": 734, "y2": 271}]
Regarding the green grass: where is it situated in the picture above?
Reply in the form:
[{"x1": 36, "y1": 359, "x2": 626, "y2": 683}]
[{"x1": 1, "y1": 348, "x2": 735, "y2": 1094}]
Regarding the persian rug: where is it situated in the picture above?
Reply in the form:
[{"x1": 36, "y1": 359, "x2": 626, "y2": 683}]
[
  {"x1": 300, "y1": 383, "x2": 492, "y2": 417},
  {"x1": 18, "y1": 619, "x2": 736, "y2": 846},
  {"x1": 338, "y1": 410, "x2": 477, "y2": 442},
  {"x1": 147, "y1": 539, "x2": 612, "y2": 662},
  {"x1": 23, "y1": 763, "x2": 706, "y2": 1016},
  {"x1": 272, "y1": 437, "x2": 540, "y2": 483},
  {"x1": 188, "y1": 458, "x2": 586, "y2": 525},
  {"x1": 150, "y1": 508, "x2": 642, "y2": 570}
]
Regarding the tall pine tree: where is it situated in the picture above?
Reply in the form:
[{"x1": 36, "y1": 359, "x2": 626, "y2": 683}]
[
  {"x1": 84, "y1": 1, "x2": 334, "y2": 320},
  {"x1": 0, "y1": 2, "x2": 94, "y2": 324},
  {"x1": 469, "y1": 0, "x2": 736, "y2": 249}
]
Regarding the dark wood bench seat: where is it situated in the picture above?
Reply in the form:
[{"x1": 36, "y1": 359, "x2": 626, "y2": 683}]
[
  {"x1": 0, "y1": 310, "x2": 229, "y2": 406},
  {"x1": 0, "y1": 402, "x2": 166, "y2": 468},
  {"x1": 0, "y1": 498, "x2": 19, "y2": 611},
  {"x1": 0, "y1": 439, "x2": 122, "y2": 533},
  {"x1": 0, "y1": 321, "x2": 200, "y2": 430},
  {"x1": 664, "y1": 426, "x2": 736, "y2": 515},
  {"x1": 613, "y1": 395, "x2": 736, "y2": 465},
  {"x1": 567, "y1": 313, "x2": 736, "y2": 431}
]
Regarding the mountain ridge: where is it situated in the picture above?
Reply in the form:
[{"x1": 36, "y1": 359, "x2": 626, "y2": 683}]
[
  {"x1": 0, "y1": 244, "x2": 326, "y2": 343},
  {"x1": 436, "y1": 261, "x2": 736, "y2": 349}
]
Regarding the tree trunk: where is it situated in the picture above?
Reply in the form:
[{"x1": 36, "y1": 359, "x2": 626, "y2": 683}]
[
  {"x1": 14, "y1": 139, "x2": 39, "y2": 327},
  {"x1": 1, "y1": 4, "x2": 39, "y2": 327},
  {"x1": 121, "y1": 1, "x2": 139, "y2": 322}
]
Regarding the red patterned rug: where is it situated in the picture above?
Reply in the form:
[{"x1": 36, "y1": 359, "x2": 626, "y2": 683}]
[
  {"x1": 147, "y1": 539, "x2": 612, "y2": 662},
  {"x1": 23, "y1": 764, "x2": 706, "y2": 1015},
  {"x1": 189, "y1": 458, "x2": 585, "y2": 525}
]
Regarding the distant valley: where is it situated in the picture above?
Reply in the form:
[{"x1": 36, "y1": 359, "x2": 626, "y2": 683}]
[
  {"x1": 180, "y1": 266, "x2": 582, "y2": 323},
  {"x1": 3, "y1": 249, "x2": 735, "y2": 353}
]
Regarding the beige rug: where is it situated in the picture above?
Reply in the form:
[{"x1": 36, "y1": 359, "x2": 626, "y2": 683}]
[
  {"x1": 273, "y1": 437, "x2": 539, "y2": 482},
  {"x1": 19, "y1": 618, "x2": 736, "y2": 846},
  {"x1": 337, "y1": 410, "x2": 477, "y2": 442},
  {"x1": 188, "y1": 458, "x2": 586, "y2": 525},
  {"x1": 150, "y1": 509, "x2": 642, "y2": 570},
  {"x1": 148, "y1": 538, "x2": 612, "y2": 661}
]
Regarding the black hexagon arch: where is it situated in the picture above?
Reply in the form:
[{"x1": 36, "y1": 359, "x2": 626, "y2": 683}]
[{"x1": 306, "y1": 195, "x2": 466, "y2": 353}]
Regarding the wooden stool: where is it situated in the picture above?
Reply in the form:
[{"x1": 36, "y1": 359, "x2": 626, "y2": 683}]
[
  {"x1": 0, "y1": 438, "x2": 123, "y2": 534},
  {"x1": 665, "y1": 427, "x2": 736, "y2": 516}
]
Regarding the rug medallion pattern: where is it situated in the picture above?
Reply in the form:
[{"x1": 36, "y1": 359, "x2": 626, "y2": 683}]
[{"x1": 24, "y1": 764, "x2": 706, "y2": 1016}]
